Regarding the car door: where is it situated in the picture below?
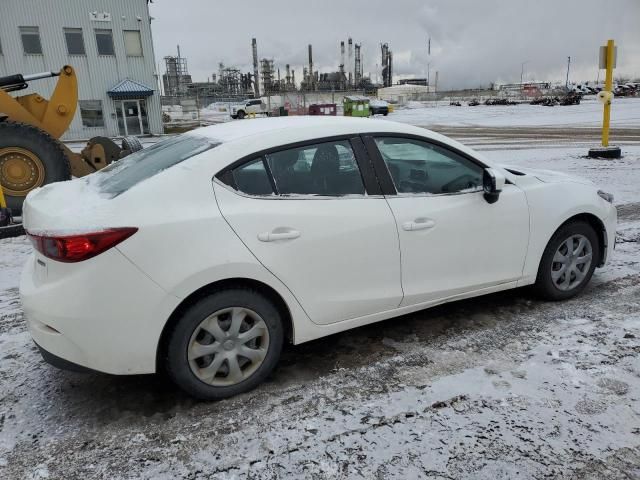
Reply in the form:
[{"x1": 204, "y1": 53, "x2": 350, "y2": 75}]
[
  {"x1": 213, "y1": 137, "x2": 403, "y2": 325},
  {"x1": 364, "y1": 135, "x2": 530, "y2": 306}
]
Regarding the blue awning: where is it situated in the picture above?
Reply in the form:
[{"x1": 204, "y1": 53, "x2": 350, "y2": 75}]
[{"x1": 107, "y1": 79, "x2": 154, "y2": 99}]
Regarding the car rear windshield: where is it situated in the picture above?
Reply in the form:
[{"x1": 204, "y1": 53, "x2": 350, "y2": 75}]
[{"x1": 94, "y1": 135, "x2": 220, "y2": 196}]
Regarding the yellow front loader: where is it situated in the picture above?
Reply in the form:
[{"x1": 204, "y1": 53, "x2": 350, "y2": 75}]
[{"x1": 0, "y1": 65, "x2": 141, "y2": 215}]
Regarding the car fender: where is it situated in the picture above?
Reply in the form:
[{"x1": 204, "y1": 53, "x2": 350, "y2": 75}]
[{"x1": 518, "y1": 181, "x2": 614, "y2": 285}]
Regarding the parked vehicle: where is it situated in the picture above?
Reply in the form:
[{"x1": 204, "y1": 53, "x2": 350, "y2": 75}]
[
  {"x1": 21, "y1": 117, "x2": 617, "y2": 400},
  {"x1": 369, "y1": 99, "x2": 390, "y2": 116},
  {"x1": 231, "y1": 99, "x2": 268, "y2": 119}
]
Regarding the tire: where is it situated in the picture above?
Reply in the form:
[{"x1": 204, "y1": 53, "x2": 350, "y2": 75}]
[
  {"x1": 237, "y1": 110, "x2": 246, "y2": 120},
  {"x1": 121, "y1": 136, "x2": 143, "y2": 155},
  {"x1": 534, "y1": 221, "x2": 599, "y2": 301},
  {"x1": 0, "y1": 121, "x2": 71, "y2": 216},
  {"x1": 164, "y1": 288, "x2": 284, "y2": 400}
]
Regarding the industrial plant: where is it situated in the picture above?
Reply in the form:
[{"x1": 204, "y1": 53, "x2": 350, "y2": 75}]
[{"x1": 161, "y1": 37, "x2": 382, "y2": 101}]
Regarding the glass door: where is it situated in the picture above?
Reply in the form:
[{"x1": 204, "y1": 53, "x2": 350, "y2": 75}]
[{"x1": 122, "y1": 100, "x2": 142, "y2": 136}]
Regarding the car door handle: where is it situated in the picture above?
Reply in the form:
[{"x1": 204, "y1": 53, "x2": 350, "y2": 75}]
[
  {"x1": 402, "y1": 218, "x2": 436, "y2": 231},
  {"x1": 257, "y1": 229, "x2": 301, "y2": 242}
]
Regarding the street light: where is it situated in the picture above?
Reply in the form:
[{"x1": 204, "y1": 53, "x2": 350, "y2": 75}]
[{"x1": 520, "y1": 61, "x2": 528, "y2": 87}]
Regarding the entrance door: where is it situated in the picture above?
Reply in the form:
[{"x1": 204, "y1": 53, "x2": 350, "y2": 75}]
[{"x1": 117, "y1": 100, "x2": 148, "y2": 136}]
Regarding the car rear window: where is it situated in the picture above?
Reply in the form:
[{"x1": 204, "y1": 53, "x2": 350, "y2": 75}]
[{"x1": 95, "y1": 135, "x2": 220, "y2": 195}]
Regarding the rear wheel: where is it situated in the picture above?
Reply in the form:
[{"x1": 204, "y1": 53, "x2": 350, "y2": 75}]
[
  {"x1": 534, "y1": 221, "x2": 599, "y2": 300},
  {"x1": 0, "y1": 121, "x2": 71, "y2": 216},
  {"x1": 164, "y1": 288, "x2": 284, "y2": 400}
]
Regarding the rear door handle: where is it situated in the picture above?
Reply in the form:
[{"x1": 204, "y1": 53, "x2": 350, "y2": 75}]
[
  {"x1": 258, "y1": 229, "x2": 301, "y2": 242},
  {"x1": 402, "y1": 218, "x2": 436, "y2": 231}
]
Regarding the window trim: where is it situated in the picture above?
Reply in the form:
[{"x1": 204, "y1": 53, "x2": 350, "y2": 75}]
[
  {"x1": 94, "y1": 28, "x2": 115, "y2": 56},
  {"x1": 361, "y1": 133, "x2": 491, "y2": 197},
  {"x1": 215, "y1": 134, "x2": 379, "y2": 199},
  {"x1": 19, "y1": 26, "x2": 43, "y2": 55},
  {"x1": 123, "y1": 29, "x2": 143, "y2": 57},
  {"x1": 63, "y1": 27, "x2": 86, "y2": 56}
]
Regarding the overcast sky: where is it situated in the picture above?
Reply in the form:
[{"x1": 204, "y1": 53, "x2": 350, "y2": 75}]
[{"x1": 149, "y1": 0, "x2": 639, "y2": 89}]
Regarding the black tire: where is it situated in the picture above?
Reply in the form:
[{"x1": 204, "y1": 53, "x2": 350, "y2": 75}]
[
  {"x1": 0, "y1": 121, "x2": 71, "y2": 216},
  {"x1": 383, "y1": 111, "x2": 389, "y2": 116},
  {"x1": 534, "y1": 221, "x2": 600, "y2": 301},
  {"x1": 121, "y1": 136, "x2": 143, "y2": 154},
  {"x1": 237, "y1": 110, "x2": 246, "y2": 119},
  {"x1": 164, "y1": 288, "x2": 284, "y2": 400}
]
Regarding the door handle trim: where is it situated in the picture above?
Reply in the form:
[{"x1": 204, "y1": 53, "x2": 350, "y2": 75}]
[
  {"x1": 258, "y1": 229, "x2": 301, "y2": 242},
  {"x1": 402, "y1": 219, "x2": 436, "y2": 231}
]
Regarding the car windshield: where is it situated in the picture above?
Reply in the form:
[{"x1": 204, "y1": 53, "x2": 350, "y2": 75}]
[{"x1": 94, "y1": 135, "x2": 220, "y2": 196}]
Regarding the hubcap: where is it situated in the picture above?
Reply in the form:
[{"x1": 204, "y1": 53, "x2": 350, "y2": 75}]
[
  {"x1": 551, "y1": 234, "x2": 593, "y2": 291},
  {"x1": 0, "y1": 147, "x2": 45, "y2": 196},
  {"x1": 187, "y1": 307, "x2": 270, "y2": 387}
]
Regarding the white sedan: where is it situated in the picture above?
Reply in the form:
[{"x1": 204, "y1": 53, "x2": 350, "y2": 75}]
[{"x1": 20, "y1": 117, "x2": 617, "y2": 399}]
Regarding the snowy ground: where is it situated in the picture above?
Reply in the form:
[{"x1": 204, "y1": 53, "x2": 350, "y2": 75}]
[
  {"x1": 388, "y1": 97, "x2": 640, "y2": 129},
  {"x1": 2, "y1": 118, "x2": 640, "y2": 478}
]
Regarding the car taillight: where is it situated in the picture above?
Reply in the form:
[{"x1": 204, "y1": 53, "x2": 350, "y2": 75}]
[{"x1": 27, "y1": 228, "x2": 138, "y2": 263}]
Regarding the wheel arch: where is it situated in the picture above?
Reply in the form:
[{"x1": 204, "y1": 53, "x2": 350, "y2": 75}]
[
  {"x1": 550, "y1": 212, "x2": 607, "y2": 267},
  {"x1": 156, "y1": 277, "x2": 294, "y2": 372}
]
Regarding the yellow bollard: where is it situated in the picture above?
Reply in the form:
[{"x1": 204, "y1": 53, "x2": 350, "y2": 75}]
[{"x1": 602, "y1": 39, "x2": 614, "y2": 147}]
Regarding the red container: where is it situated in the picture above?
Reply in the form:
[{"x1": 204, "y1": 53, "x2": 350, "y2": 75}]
[{"x1": 308, "y1": 103, "x2": 337, "y2": 116}]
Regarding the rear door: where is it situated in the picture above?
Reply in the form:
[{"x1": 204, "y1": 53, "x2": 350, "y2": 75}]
[
  {"x1": 213, "y1": 137, "x2": 403, "y2": 325},
  {"x1": 364, "y1": 134, "x2": 530, "y2": 306}
]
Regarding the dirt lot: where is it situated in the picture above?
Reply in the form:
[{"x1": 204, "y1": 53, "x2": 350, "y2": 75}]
[{"x1": 1, "y1": 135, "x2": 639, "y2": 479}]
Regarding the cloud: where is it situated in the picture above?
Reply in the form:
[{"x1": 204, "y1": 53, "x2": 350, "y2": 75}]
[{"x1": 149, "y1": 0, "x2": 640, "y2": 89}]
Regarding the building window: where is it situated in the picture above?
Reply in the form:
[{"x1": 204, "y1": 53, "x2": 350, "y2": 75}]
[
  {"x1": 95, "y1": 29, "x2": 115, "y2": 55},
  {"x1": 123, "y1": 30, "x2": 143, "y2": 57},
  {"x1": 64, "y1": 28, "x2": 86, "y2": 55},
  {"x1": 79, "y1": 100, "x2": 105, "y2": 127},
  {"x1": 20, "y1": 26, "x2": 43, "y2": 55}
]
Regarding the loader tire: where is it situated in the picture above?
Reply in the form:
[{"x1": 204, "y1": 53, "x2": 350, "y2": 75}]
[
  {"x1": 121, "y1": 136, "x2": 143, "y2": 157},
  {"x1": 0, "y1": 121, "x2": 71, "y2": 216}
]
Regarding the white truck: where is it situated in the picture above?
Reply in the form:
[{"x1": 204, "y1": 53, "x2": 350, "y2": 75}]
[{"x1": 230, "y1": 99, "x2": 268, "y2": 119}]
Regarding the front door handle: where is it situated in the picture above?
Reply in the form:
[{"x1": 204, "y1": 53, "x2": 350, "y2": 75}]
[
  {"x1": 258, "y1": 228, "x2": 301, "y2": 242},
  {"x1": 402, "y1": 218, "x2": 436, "y2": 231}
]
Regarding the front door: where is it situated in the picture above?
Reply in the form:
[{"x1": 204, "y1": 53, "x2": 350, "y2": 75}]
[
  {"x1": 214, "y1": 138, "x2": 403, "y2": 325},
  {"x1": 117, "y1": 100, "x2": 148, "y2": 136},
  {"x1": 367, "y1": 135, "x2": 530, "y2": 306}
]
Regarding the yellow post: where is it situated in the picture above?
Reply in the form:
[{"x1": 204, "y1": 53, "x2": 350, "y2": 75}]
[
  {"x1": 602, "y1": 39, "x2": 614, "y2": 147},
  {"x1": 0, "y1": 183, "x2": 7, "y2": 209}
]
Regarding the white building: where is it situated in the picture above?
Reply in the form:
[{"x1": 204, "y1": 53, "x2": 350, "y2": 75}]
[
  {"x1": 377, "y1": 84, "x2": 436, "y2": 105},
  {"x1": 0, "y1": 0, "x2": 162, "y2": 140}
]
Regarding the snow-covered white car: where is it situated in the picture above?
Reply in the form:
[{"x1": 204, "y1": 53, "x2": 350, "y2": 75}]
[
  {"x1": 230, "y1": 99, "x2": 267, "y2": 119},
  {"x1": 20, "y1": 117, "x2": 617, "y2": 399}
]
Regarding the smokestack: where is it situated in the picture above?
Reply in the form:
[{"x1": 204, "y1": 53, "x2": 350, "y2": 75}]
[
  {"x1": 252, "y1": 38, "x2": 260, "y2": 97},
  {"x1": 388, "y1": 51, "x2": 393, "y2": 86},
  {"x1": 354, "y1": 43, "x2": 361, "y2": 87},
  {"x1": 348, "y1": 38, "x2": 353, "y2": 88},
  {"x1": 292, "y1": 69, "x2": 296, "y2": 87},
  {"x1": 308, "y1": 44, "x2": 314, "y2": 90}
]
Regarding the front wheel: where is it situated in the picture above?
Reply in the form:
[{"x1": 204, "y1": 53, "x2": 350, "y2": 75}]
[
  {"x1": 237, "y1": 110, "x2": 246, "y2": 120},
  {"x1": 164, "y1": 288, "x2": 284, "y2": 400},
  {"x1": 534, "y1": 221, "x2": 599, "y2": 301}
]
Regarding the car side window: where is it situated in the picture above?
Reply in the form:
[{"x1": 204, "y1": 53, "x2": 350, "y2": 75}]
[
  {"x1": 232, "y1": 158, "x2": 274, "y2": 196},
  {"x1": 264, "y1": 140, "x2": 365, "y2": 196},
  {"x1": 374, "y1": 137, "x2": 484, "y2": 195}
]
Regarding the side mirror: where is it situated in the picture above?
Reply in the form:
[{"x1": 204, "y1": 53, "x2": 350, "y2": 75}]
[{"x1": 483, "y1": 168, "x2": 505, "y2": 204}]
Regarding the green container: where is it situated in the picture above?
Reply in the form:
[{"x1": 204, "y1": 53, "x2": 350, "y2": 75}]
[
  {"x1": 279, "y1": 106, "x2": 288, "y2": 116},
  {"x1": 343, "y1": 96, "x2": 370, "y2": 117}
]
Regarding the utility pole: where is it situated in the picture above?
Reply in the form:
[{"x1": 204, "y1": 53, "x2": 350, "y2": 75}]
[
  {"x1": 427, "y1": 62, "x2": 430, "y2": 86},
  {"x1": 565, "y1": 56, "x2": 571, "y2": 88}
]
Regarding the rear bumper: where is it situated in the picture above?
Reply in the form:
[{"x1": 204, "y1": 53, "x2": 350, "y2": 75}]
[
  {"x1": 35, "y1": 341, "x2": 95, "y2": 373},
  {"x1": 20, "y1": 249, "x2": 180, "y2": 375}
]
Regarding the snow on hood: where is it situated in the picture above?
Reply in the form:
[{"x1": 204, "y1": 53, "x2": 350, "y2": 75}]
[
  {"x1": 22, "y1": 176, "x2": 116, "y2": 235},
  {"x1": 500, "y1": 165, "x2": 595, "y2": 186}
]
